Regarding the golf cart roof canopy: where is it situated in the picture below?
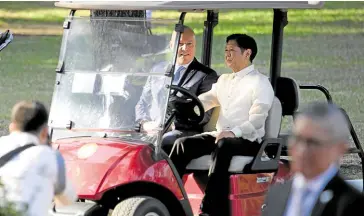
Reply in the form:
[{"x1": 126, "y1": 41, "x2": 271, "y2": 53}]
[{"x1": 55, "y1": 1, "x2": 324, "y2": 11}]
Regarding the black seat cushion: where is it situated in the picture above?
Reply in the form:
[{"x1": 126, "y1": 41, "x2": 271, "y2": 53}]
[{"x1": 276, "y1": 77, "x2": 299, "y2": 116}]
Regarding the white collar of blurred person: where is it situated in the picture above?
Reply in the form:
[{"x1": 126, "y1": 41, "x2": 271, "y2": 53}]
[
  {"x1": 293, "y1": 163, "x2": 339, "y2": 192},
  {"x1": 175, "y1": 59, "x2": 193, "y2": 73},
  {"x1": 8, "y1": 131, "x2": 41, "y2": 146},
  {"x1": 233, "y1": 64, "x2": 255, "y2": 78}
]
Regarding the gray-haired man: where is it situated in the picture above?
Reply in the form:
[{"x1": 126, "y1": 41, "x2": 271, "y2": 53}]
[
  {"x1": 262, "y1": 101, "x2": 364, "y2": 216},
  {"x1": 135, "y1": 25, "x2": 218, "y2": 154}
]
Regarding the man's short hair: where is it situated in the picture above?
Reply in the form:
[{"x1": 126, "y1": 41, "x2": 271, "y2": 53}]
[
  {"x1": 11, "y1": 101, "x2": 48, "y2": 133},
  {"x1": 171, "y1": 25, "x2": 195, "y2": 40},
  {"x1": 295, "y1": 101, "x2": 350, "y2": 143},
  {"x1": 182, "y1": 25, "x2": 195, "y2": 35},
  {"x1": 226, "y1": 34, "x2": 258, "y2": 62}
]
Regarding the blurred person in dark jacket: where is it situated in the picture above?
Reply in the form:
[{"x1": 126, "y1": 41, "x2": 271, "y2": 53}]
[{"x1": 262, "y1": 101, "x2": 364, "y2": 216}]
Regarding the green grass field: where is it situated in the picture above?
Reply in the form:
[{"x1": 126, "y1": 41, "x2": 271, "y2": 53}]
[{"x1": 1, "y1": 2, "x2": 364, "y2": 178}]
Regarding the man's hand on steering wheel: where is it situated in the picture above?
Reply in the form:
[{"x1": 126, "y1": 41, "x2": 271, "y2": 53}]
[
  {"x1": 168, "y1": 85, "x2": 205, "y2": 125},
  {"x1": 170, "y1": 96, "x2": 195, "y2": 114}
]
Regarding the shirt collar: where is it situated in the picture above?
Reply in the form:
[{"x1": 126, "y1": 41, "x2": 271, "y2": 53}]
[
  {"x1": 176, "y1": 59, "x2": 193, "y2": 71},
  {"x1": 8, "y1": 131, "x2": 41, "y2": 146},
  {"x1": 293, "y1": 163, "x2": 338, "y2": 192},
  {"x1": 234, "y1": 64, "x2": 255, "y2": 78}
]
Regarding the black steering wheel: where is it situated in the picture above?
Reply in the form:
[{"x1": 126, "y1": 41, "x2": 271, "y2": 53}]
[{"x1": 168, "y1": 85, "x2": 205, "y2": 124}]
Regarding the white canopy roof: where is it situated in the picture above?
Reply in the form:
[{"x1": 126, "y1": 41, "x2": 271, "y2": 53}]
[{"x1": 55, "y1": 1, "x2": 324, "y2": 11}]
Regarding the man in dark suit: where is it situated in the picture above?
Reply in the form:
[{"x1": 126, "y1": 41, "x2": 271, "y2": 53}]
[
  {"x1": 135, "y1": 25, "x2": 218, "y2": 154},
  {"x1": 262, "y1": 102, "x2": 364, "y2": 216}
]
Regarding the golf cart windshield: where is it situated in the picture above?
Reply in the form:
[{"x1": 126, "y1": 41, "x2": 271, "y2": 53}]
[{"x1": 49, "y1": 16, "x2": 176, "y2": 143}]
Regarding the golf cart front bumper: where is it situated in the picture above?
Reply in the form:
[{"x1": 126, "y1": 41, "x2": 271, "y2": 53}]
[{"x1": 49, "y1": 202, "x2": 106, "y2": 216}]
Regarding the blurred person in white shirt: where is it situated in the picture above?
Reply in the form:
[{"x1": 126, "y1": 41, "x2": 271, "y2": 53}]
[
  {"x1": 169, "y1": 33, "x2": 274, "y2": 216},
  {"x1": 0, "y1": 101, "x2": 77, "y2": 216}
]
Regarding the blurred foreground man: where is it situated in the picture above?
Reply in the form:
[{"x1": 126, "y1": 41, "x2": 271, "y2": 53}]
[
  {"x1": 0, "y1": 101, "x2": 77, "y2": 216},
  {"x1": 262, "y1": 102, "x2": 364, "y2": 216}
]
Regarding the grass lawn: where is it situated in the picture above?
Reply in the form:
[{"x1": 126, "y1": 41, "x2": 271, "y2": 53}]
[{"x1": 1, "y1": 2, "x2": 364, "y2": 178}]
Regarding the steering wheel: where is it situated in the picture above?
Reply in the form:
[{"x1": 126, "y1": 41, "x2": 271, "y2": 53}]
[{"x1": 168, "y1": 85, "x2": 205, "y2": 124}]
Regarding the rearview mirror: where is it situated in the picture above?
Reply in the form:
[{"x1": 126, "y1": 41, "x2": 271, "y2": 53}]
[{"x1": 0, "y1": 30, "x2": 13, "y2": 52}]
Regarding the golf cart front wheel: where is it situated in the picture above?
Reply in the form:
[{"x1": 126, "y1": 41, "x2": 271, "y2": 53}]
[{"x1": 112, "y1": 196, "x2": 170, "y2": 216}]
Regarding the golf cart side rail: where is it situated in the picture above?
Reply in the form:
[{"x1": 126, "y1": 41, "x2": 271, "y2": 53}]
[
  {"x1": 298, "y1": 84, "x2": 363, "y2": 157},
  {"x1": 55, "y1": 1, "x2": 324, "y2": 11},
  {"x1": 299, "y1": 84, "x2": 364, "y2": 191},
  {"x1": 299, "y1": 84, "x2": 332, "y2": 102}
]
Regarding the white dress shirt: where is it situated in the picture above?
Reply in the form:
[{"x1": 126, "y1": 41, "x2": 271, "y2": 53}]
[
  {"x1": 0, "y1": 132, "x2": 77, "y2": 216},
  {"x1": 283, "y1": 164, "x2": 338, "y2": 216},
  {"x1": 175, "y1": 60, "x2": 192, "y2": 73},
  {"x1": 198, "y1": 64, "x2": 274, "y2": 142}
]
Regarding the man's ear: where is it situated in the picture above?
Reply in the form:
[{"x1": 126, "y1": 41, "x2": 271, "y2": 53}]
[
  {"x1": 170, "y1": 31, "x2": 177, "y2": 50},
  {"x1": 245, "y1": 49, "x2": 252, "y2": 59},
  {"x1": 40, "y1": 126, "x2": 49, "y2": 144},
  {"x1": 338, "y1": 142, "x2": 349, "y2": 156},
  {"x1": 9, "y1": 122, "x2": 16, "y2": 133}
]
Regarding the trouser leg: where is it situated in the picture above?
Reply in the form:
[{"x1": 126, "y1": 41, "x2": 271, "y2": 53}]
[
  {"x1": 201, "y1": 138, "x2": 261, "y2": 216},
  {"x1": 169, "y1": 134, "x2": 216, "y2": 179},
  {"x1": 161, "y1": 130, "x2": 200, "y2": 155}
]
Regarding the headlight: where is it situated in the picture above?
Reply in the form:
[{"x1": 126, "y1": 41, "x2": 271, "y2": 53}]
[{"x1": 77, "y1": 143, "x2": 98, "y2": 159}]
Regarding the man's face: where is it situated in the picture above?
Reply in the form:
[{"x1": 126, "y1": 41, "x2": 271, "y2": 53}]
[
  {"x1": 170, "y1": 30, "x2": 196, "y2": 65},
  {"x1": 225, "y1": 40, "x2": 250, "y2": 71},
  {"x1": 288, "y1": 116, "x2": 346, "y2": 179}
]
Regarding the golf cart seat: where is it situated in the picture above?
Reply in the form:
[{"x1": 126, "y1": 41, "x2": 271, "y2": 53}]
[
  {"x1": 185, "y1": 96, "x2": 282, "y2": 172},
  {"x1": 275, "y1": 77, "x2": 300, "y2": 154},
  {"x1": 276, "y1": 77, "x2": 300, "y2": 117}
]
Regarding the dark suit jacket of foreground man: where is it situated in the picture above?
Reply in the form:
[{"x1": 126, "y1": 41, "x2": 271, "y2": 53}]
[
  {"x1": 135, "y1": 57, "x2": 218, "y2": 132},
  {"x1": 262, "y1": 173, "x2": 364, "y2": 216}
]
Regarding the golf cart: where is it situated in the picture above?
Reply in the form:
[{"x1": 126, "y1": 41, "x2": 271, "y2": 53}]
[
  {"x1": 0, "y1": 30, "x2": 13, "y2": 52},
  {"x1": 48, "y1": 1, "x2": 364, "y2": 216}
]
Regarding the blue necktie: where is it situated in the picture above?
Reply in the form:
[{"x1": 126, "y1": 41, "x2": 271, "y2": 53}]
[{"x1": 173, "y1": 66, "x2": 185, "y2": 84}]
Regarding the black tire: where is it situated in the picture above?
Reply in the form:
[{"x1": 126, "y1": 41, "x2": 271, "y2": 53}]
[{"x1": 111, "y1": 196, "x2": 170, "y2": 216}]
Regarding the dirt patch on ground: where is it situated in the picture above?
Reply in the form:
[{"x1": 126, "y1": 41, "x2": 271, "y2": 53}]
[
  {"x1": 340, "y1": 154, "x2": 363, "y2": 180},
  {"x1": 3, "y1": 24, "x2": 62, "y2": 36}
]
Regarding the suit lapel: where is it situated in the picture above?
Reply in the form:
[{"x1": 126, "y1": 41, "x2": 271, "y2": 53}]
[
  {"x1": 179, "y1": 58, "x2": 198, "y2": 87},
  {"x1": 265, "y1": 180, "x2": 293, "y2": 216},
  {"x1": 310, "y1": 175, "x2": 339, "y2": 216},
  {"x1": 181, "y1": 69, "x2": 196, "y2": 87},
  {"x1": 277, "y1": 180, "x2": 294, "y2": 216}
]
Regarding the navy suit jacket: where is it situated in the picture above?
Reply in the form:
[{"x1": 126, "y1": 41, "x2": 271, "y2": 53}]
[
  {"x1": 262, "y1": 174, "x2": 364, "y2": 216},
  {"x1": 135, "y1": 58, "x2": 218, "y2": 132}
]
